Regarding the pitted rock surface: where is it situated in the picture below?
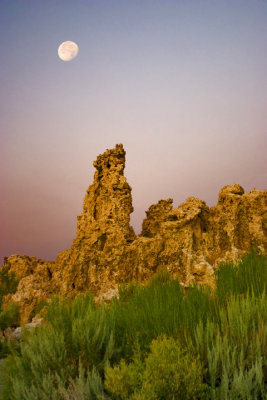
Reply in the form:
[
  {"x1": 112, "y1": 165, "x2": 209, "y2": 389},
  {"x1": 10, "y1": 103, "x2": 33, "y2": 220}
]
[{"x1": 1, "y1": 144, "x2": 266, "y2": 322}]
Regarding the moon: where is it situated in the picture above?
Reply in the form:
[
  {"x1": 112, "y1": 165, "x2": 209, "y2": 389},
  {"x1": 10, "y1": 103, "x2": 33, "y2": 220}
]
[{"x1": 58, "y1": 41, "x2": 79, "y2": 61}]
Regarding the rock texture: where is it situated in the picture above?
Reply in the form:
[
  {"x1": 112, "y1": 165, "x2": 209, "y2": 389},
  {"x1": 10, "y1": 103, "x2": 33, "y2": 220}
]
[
  {"x1": 2, "y1": 144, "x2": 267, "y2": 322},
  {"x1": 0, "y1": 317, "x2": 43, "y2": 343}
]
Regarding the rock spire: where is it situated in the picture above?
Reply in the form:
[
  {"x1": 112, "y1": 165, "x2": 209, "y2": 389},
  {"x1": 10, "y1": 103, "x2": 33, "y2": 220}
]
[{"x1": 2, "y1": 144, "x2": 267, "y2": 322}]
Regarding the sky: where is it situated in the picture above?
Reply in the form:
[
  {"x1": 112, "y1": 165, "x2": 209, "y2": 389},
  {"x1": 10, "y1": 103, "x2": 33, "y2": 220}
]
[{"x1": 1, "y1": 0, "x2": 267, "y2": 263}]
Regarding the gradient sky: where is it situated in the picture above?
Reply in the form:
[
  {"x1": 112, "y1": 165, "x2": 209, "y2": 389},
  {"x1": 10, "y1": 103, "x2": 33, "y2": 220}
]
[{"x1": 1, "y1": 0, "x2": 267, "y2": 263}]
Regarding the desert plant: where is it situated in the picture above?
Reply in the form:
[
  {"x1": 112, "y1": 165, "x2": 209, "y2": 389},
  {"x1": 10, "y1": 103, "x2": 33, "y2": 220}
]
[
  {"x1": 0, "y1": 302, "x2": 19, "y2": 330},
  {"x1": 57, "y1": 362, "x2": 106, "y2": 400},
  {"x1": 104, "y1": 358, "x2": 142, "y2": 399},
  {"x1": 1, "y1": 361, "x2": 106, "y2": 400},
  {"x1": 109, "y1": 270, "x2": 186, "y2": 358},
  {"x1": 1, "y1": 250, "x2": 266, "y2": 399},
  {"x1": 215, "y1": 248, "x2": 267, "y2": 303},
  {"x1": 0, "y1": 301, "x2": 20, "y2": 358},
  {"x1": 109, "y1": 269, "x2": 215, "y2": 359},
  {"x1": 0, "y1": 294, "x2": 118, "y2": 399},
  {"x1": 0, "y1": 266, "x2": 19, "y2": 328},
  {"x1": 105, "y1": 335, "x2": 207, "y2": 400},
  {"x1": 190, "y1": 292, "x2": 267, "y2": 399},
  {"x1": 0, "y1": 267, "x2": 18, "y2": 304}
]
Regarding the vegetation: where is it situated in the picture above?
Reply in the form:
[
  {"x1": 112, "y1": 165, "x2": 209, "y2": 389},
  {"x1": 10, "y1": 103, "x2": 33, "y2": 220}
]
[
  {"x1": 0, "y1": 267, "x2": 19, "y2": 357},
  {"x1": 0, "y1": 267, "x2": 19, "y2": 305},
  {"x1": 0, "y1": 249, "x2": 266, "y2": 399},
  {"x1": 105, "y1": 336, "x2": 207, "y2": 399}
]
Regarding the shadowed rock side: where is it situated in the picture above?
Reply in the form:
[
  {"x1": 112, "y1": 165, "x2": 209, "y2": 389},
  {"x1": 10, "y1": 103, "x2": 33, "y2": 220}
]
[{"x1": 2, "y1": 144, "x2": 267, "y2": 322}]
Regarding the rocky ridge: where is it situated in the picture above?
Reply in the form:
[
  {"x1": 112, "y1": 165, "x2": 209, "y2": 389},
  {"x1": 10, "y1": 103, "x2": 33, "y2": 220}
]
[{"x1": 2, "y1": 144, "x2": 267, "y2": 322}]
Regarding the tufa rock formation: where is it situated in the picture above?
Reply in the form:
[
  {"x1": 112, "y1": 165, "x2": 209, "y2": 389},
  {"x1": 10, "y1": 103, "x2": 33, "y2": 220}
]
[{"x1": 2, "y1": 144, "x2": 267, "y2": 322}]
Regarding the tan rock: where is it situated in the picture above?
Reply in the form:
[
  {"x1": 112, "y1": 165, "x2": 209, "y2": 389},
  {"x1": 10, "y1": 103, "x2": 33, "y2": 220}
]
[
  {"x1": 1, "y1": 144, "x2": 266, "y2": 322},
  {"x1": 2, "y1": 317, "x2": 43, "y2": 341},
  {"x1": 3, "y1": 255, "x2": 37, "y2": 281},
  {"x1": 2, "y1": 259, "x2": 56, "y2": 324}
]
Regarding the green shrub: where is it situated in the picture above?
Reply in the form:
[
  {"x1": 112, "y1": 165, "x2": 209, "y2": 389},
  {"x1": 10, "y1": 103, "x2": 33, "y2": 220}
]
[
  {"x1": 0, "y1": 268, "x2": 20, "y2": 358},
  {"x1": 105, "y1": 359, "x2": 143, "y2": 399},
  {"x1": 45, "y1": 294, "x2": 118, "y2": 372},
  {"x1": 216, "y1": 248, "x2": 267, "y2": 302},
  {"x1": 109, "y1": 269, "x2": 216, "y2": 360},
  {"x1": 191, "y1": 293, "x2": 267, "y2": 399},
  {"x1": 109, "y1": 270, "x2": 186, "y2": 358},
  {"x1": 0, "y1": 302, "x2": 20, "y2": 358},
  {"x1": 1, "y1": 359, "x2": 105, "y2": 400},
  {"x1": 0, "y1": 267, "x2": 18, "y2": 304},
  {"x1": 0, "y1": 294, "x2": 118, "y2": 400},
  {"x1": 105, "y1": 335, "x2": 207, "y2": 400},
  {"x1": 0, "y1": 302, "x2": 19, "y2": 330},
  {"x1": 1, "y1": 250, "x2": 266, "y2": 399},
  {"x1": 117, "y1": 281, "x2": 138, "y2": 303},
  {"x1": 57, "y1": 362, "x2": 106, "y2": 400}
]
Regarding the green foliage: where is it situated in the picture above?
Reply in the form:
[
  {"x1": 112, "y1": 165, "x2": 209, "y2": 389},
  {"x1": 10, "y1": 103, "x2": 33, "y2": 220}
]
[
  {"x1": 117, "y1": 281, "x2": 138, "y2": 303},
  {"x1": 0, "y1": 267, "x2": 20, "y2": 357},
  {"x1": 1, "y1": 358, "x2": 105, "y2": 400},
  {"x1": 0, "y1": 294, "x2": 117, "y2": 400},
  {"x1": 0, "y1": 266, "x2": 19, "y2": 329},
  {"x1": 0, "y1": 302, "x2": 19, "y2": 330},
  {"x1": 215, "y1": 248, "x2": 267, "y2": 302},
  {"x1": 57, "y1": 365, "x2": 106, "y2": 400},
  {"x1": 0, "y1": 267, "x2": 18, "y2": 304},
  {"x1": 109, "y1": 270, "x2": 186, "y2": 357},
  {"x1": 105, "y1": 359, "x2": 142, "y2": 399},
  {"x1": 0, "y1": 249, "x2": 266, "y2": 399},
  {"x1": 109, "y1": 269, "x2": 218, "y2": 360},
  {"x1": 45, "y1": 294, "x2": 119, "y2": 371},
  {"x1": 191, "y1": 293, "x2": 267, "y2": 399},
  {"x1": 105, "y1": 336, "x2": 207, "y2": 400}
]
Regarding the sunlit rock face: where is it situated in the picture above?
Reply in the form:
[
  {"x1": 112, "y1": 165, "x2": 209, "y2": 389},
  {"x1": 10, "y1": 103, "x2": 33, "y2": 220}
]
[
  {"x1": 2, "y1": 144, "x2": 267, "y2": 322},
  {"x1": 2, "y1": 256, "x2": 56, "y2": 323},
  {"x1": 51, "y1": 144, "x2": 136, "y2": 299}
]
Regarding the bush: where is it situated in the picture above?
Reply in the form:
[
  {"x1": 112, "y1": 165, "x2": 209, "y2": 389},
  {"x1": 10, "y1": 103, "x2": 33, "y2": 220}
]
[
  {"x1": 0, "y1": 294, "x2": 118, "y2": 400},
  {"x1": 104, "y1": 359, "x2": 142, "y2": 399},
  {"x1": 191, "y1": 293, "x2": 267, "y2": 399},
  {"x1": 105, "y1": 335, "x2": 207, "y2": 400},
  {"x1": 1, "y1": 250, "x2": 266, "y2": 399},
  {"x1": 0, "y1": 302, "x2": 19, "y2": 330},
  {"x1": 109, "y1": 270, "x2": 187, "y2": 358},
  {"x1": 1, "y1": 359, "x2": 106, "y2": 400},
  {"x1": 55, "y1": 362, "x2": 106, "y2": 400},
  {"x1": 0, "y1": 267, "x2": 18, "y2": 304},
  {"x1": 0, "y1": 267, "x2": 20, "y2": 357}
]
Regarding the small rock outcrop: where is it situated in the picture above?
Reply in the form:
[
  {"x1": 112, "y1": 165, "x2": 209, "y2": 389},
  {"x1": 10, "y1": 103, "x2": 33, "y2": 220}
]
[{"x1": 2, "y1": 144, "x2": 267, "y2": 322}]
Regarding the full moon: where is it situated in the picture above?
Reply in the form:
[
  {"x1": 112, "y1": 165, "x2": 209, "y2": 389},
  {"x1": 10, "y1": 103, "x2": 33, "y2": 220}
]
[{"x1": 58, "y1": 41, "x2": 79, "y2": 61}]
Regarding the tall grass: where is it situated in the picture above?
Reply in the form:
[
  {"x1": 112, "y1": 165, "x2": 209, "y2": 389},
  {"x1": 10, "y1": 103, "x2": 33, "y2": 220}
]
[
  {"x1": 0, "y1": 249, "x2": 266, "y2": 399},
  {"x1": 109, "y1": 271, "x2": 217, "y2": 359},
  {"x1": 215, "y1": 248, "x2": 267, "y2": 302}
]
